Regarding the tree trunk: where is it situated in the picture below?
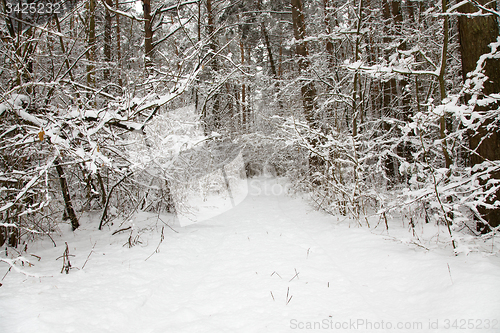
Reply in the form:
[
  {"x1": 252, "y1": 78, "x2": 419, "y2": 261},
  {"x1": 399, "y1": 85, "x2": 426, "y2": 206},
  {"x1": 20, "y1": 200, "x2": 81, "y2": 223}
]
[
  {"x1": 97, "y1": 172, "x2": 107, "y2": 208},
  {"x1": 116, "y1": 0, "x2": 123, "y2": 86},
  {"x1": 240, "y1": 38, "x2": 247, "y2": 130},
  {"x1": 86, "y1": 0, "x2": 96, "y2": 92},
  {"x1": 256, "y1": 0, "x2": 282, "y2": 111},
  {"x1": 291, "y1": 0, "x2": 317, "y2": 128},
  {"x1": 206, "y1": 0, "x2": 216, "y2": 63},
  {"x1": 202, "y1": 0, "x2": 222, "y2": 134},
  {"x1": 292, "y1": 0, "x2": 323, "y2": 172},
  {"x1": 438, "y1": 0, "x2": 452, "y2": 168},
  {"x1": 104, "y1": 0, "x2": 113, "y2": 81},
  {"x1": 351, "y1": 0, "x2": 364, "y2": 137},
  {"x1": 55, "y1": 159, "x2": 80, "y2": 231},
  {"x1": 256, "y1": 0, "x2": 277, "y2": 79},
  {"x1": 323, "y1": 0, "x2": 335, "y2": 68},
  {"x1": 381, "y1": 0, "x2": 415, "y2": 184},
  {"x1": 458, "y1": 0, "x2": 500, "y2": 232},
  {"x1": 143, "y1": 0, "x2": 153, "y2": 69}
]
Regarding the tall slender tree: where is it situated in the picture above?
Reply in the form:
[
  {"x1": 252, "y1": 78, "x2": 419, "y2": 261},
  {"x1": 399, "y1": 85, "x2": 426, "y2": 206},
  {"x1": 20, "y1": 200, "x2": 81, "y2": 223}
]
[
  {"x1": 143, "y1": 0, "x2": 154, "y2": 69},
  {"x1": 291, "y1": 0, "x2": 317, "y2": 129}
]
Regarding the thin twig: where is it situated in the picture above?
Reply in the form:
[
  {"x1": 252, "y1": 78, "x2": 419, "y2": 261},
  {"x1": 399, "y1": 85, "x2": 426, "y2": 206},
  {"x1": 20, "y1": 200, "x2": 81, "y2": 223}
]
[
  {"x1": 286, "y1": 287, "x2": 293, "y2": 305},
  {"x1": 99, "y1": 171, "x2": 133, "y2": 230},
  {"x1": 2, "y1": 267, "x2": 12, "y2": 281},
  {"x1": 270, "y1": 271, "x2": 282, "y2": 279},
  {"x1": 81, "y1": 242, "x2": 97, "y2": 269},
  {"x1": 145, "y1": 226, "x2": 165, "y2": 261},
  {"x1": 289, "y1": 268, "x2": 300, "y2": 282},
  {"x1": 157, "y1": 216, "x2": 179, "y2": 233}
]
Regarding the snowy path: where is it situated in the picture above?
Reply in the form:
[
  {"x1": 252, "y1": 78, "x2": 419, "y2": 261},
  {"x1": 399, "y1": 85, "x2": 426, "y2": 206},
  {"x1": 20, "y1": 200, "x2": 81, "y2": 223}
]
[{"x1": 1, "y1": 178, "x2": 500, "y2": 332}]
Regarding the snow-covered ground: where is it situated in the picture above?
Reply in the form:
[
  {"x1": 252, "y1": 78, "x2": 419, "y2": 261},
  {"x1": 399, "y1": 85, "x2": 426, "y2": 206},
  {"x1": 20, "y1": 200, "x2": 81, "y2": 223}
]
[{"x1": 1, "y1": 178, "x2": 500, "y2": 332}]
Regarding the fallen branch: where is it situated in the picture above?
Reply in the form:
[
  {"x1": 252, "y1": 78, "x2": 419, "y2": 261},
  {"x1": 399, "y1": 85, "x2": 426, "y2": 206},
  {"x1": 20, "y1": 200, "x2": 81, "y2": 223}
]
[
  {"x1": 0, "y1": 256, "x2": 42, "y2": 278},
  {"x1": 111, "y1": 226, "x2": 132, "y2": 235}
]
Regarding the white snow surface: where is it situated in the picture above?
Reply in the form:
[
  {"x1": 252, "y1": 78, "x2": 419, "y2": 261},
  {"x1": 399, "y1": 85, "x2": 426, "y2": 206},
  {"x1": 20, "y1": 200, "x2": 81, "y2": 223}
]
[{"x1": 1, "y1": 178, "x2": 500, "y2": 333}]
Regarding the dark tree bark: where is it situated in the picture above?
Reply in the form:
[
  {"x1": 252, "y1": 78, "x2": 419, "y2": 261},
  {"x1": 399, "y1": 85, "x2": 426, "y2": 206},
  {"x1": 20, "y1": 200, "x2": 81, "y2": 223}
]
[
  {"x1": 256, "y1": 0, "x2": 277, "y2": 79},
  {"x1": 323, "y1": 0, "x2": 335, "y2": 68},
  {"x1": 97, "y1": 172, "x2": 107, "y2": 208},
  {"x1": 291, "y1": 0, "x2": 317, "y2": 128},
  {"x1": 438, "y1": 0, "x2": 452, "y2": 169},
  {"x1": 54, "y1": 159, "x2": 80, "y2": 231},
  {"x1": 1, "y1": 0, "x2": 15, "y2": 38},
  {"x1": 99, "y1": 171, "x2": 132, "y2": 230},
  {"x1": 0, "y1": 225, "x2": 18, "y2": 247},
  {"x1": 143, "y1": 0, "x2": 153, "y2": 68},
  {"x1": 240, "y1": 37, "x2": 247, "y2": 128},
  {"x1": 351, "y1": 0, "x2": 364, "y2": 137},
  {"x1": 104, "y1": 0, "x2": 113, "y2": 81},
  {"x1": 116, "y1": 0, "x2": 123, "y2": 86},
  {"x1": 86, "y1": 0, "x2": 96, "y2": 91},
  {"x1": 262, "y1": 23, "x2": 277, "y2": 79},
  {"x1": 458, "y1": 0, "x2": 500, "y2": 232},
  {"x1": 256, "y1": 0, "x2": 282, "y2": 111},
  {"x1": 201, "y1": 0, "x2": 222, "y2": 133},
  {"x1": 382, "y1": 0, "x2": 416, "y2": 184},
  {"x1": 292, "y1": 0, "x2": 324, "y2": 172}
]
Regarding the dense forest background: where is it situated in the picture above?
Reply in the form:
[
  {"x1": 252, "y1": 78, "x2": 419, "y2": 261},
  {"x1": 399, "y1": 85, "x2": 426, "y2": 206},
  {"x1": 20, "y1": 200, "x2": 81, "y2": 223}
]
[{"x1": 1, "y1": 0, "x2": 499, "y2": 252}]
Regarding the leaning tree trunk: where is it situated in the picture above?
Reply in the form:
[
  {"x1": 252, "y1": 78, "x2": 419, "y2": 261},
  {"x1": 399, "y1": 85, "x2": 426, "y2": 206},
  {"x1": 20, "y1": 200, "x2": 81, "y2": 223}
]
[
  {"x1": 257, "y1": 0, "x2": 283, "y2": 111},
  {"x1": 458, "y1": 0, "x2": 500, "y2": 232},
  {"x1": 54, "y1": 159, "x2": 80, "y2": 231}
]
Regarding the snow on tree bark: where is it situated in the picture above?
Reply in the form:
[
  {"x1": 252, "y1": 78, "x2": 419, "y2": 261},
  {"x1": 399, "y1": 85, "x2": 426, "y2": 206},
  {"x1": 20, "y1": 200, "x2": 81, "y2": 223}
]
[{"x1": 458, "y1": 0, "x2": 500, "y2": 232}]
